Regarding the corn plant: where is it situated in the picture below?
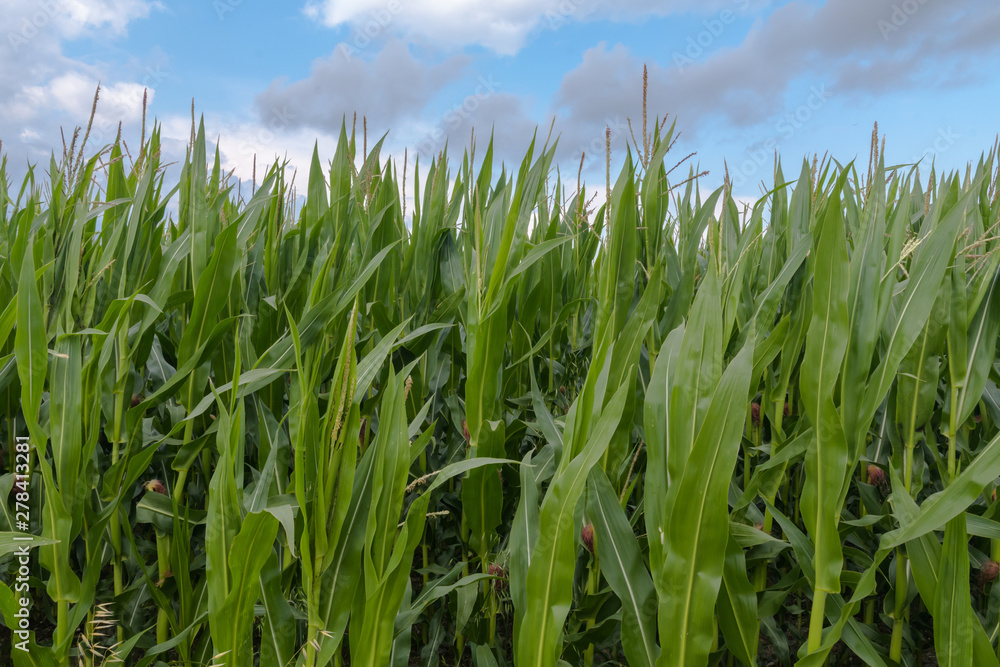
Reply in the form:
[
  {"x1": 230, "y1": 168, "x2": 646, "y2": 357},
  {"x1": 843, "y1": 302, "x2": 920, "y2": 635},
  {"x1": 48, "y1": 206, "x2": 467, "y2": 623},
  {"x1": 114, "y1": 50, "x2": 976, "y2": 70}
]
[{"x1": 1, "y1": 86, "x2": 1000, "y2": 667}]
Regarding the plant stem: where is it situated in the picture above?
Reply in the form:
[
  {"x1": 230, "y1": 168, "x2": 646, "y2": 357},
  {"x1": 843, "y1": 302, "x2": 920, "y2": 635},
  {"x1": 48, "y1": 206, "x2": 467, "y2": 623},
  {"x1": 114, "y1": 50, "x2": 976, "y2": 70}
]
[
  {"x1": 948, "y1": 385, "x2": 959, "y2": 481},
  {"x1": 761, "y1": 399, "x2": 785, "y2": 537},
  {"x1": 56, "y1": 600, "x2": 68, "y2": 652},
  {"x1": 488, "y1": 583, "x2": 498, "y2": 648},
  {"x1": 110, "y1": 388, "x2": 125, "y2": 644},
  {"x1": 889, "y1": 551, "x2": 908, "y2": 662},
  {"x1": 583, "y1": 552, "x2": 600, "y2": 667},
  {"x1": 808, "y1": 589, "x2": 827, "y2": 653},
  {"x1": 420, "y1": 448, "x2": 429, "y2": 587},
  {"x1": 170, "y1": 417, "x2": 194, "y2": 656},
  {"x1": 456, "y1": 551, "x2": 468, "y2": 661},
  {"x1": 156, "y1": 531, "x2": 170, "y2": 643},
  {"x1": 892, "y1": 429, "x2": 916, "y2": 663}
]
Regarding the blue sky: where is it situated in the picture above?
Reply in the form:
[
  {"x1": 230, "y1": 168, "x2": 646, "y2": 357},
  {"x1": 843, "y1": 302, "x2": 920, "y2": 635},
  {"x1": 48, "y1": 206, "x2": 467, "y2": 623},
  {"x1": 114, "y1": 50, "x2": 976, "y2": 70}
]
[{"x1": 2, "y1": 0, "x2": 998, "y2": 202}]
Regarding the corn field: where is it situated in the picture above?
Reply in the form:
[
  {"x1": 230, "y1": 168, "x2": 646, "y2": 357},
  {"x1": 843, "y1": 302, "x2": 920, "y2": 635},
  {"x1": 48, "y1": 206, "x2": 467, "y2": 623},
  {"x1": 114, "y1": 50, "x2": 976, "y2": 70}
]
[{"x1": 1, "y1": 109, "x2": 1000, "y2": 667}]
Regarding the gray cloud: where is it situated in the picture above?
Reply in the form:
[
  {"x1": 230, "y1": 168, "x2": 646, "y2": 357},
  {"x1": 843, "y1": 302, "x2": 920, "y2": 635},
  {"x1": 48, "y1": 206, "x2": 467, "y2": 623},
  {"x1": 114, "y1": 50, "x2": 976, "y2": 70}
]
[
  {"x1": 546, "y1": 0, "x2": 996, "y2": 163},
  {"x1": 253, "y1": 39, "x2": 468, "y2": 134},
  {"x1": 247, "y1": 0, "x2": 999, "y2": 183}
]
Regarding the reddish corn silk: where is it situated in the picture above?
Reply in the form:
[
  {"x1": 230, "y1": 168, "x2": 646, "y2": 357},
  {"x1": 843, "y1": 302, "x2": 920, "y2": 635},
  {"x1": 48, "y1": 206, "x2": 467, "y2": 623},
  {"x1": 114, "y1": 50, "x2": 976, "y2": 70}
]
[
  {"x1": 866, "y1": 465, "x2": 889, "y2": 494},
  {"x1": 487, "y1": 563, "x2": 508, "y2": 593},
  {"x1": 581, "y1": 523, "x2": 595, "y2": 554},
  {"x1": 145, "y1": 479, "x2": 168, "y2": 495}
]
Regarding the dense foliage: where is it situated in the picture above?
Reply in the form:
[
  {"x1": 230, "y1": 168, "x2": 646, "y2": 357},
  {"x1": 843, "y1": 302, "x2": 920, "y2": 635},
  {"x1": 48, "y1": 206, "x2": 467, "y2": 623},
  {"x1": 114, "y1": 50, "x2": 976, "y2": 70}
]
[{"x1": 1, "y1": 112, "x2": 1000, "y2": 667}]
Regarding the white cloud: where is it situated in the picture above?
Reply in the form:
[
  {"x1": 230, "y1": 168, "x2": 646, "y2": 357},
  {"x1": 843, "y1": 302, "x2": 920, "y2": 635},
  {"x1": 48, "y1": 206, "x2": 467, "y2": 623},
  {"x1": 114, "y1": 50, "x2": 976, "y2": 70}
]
[
  {"x1": 63, "y1": 0, "x2": 156, "y2": 35},
  {"x1": 0, "y1": 0, "x2": 158, "y2": 169},
  {"x1": 4, "y1": 0, "x2": 154, "y2": 48},
  {"x1": 11, "y1": 73, "x2": 151, "y2": 147},
  {"x1": 302, "y1": 0, "x2": 735, "y2": 55},
  {"x1": 157, "y1": 109, "x2": 387, "y2": 195},
  {"x1": 25, "y1": 73, "x2": 147, "y2": 121},
  {"x1": 305, "y1": 0, "x2": 556, "y2": 55}
]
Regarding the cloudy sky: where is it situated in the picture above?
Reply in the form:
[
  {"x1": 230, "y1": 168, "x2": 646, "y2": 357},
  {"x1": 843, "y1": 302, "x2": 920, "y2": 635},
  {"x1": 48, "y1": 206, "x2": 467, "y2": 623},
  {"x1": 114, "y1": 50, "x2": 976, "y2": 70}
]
[{"x1": 1, "y1": 0, "x2": 997, "y2": 200}]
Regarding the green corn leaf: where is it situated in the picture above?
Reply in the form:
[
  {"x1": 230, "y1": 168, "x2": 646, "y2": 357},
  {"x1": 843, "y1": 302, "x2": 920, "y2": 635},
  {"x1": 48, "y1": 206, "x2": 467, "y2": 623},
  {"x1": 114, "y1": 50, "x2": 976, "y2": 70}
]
[
  {"x1": 657, "y1": 340, "x2": 753, "y2": 667},
  {"x1": 212, "y1": 511, "x2": 280, "y2": 666},
  {"x1": 15, "y1": 241, "x2": 47, "y2": 437},
  {"x1": 883, "y1": 430, "x2": 1000, "y2": 550},
  {"x1": 0, "y1": 533, "x2": 58, "y2": 560},
  {"x1": 799, "y1": 179, "x2": 851, "y2": 595},
  {"x1": 177, "y1": 222, "x2": 240, "y2": 395},
  {"x1": 510, "y1": 450, "x2": 540, "y2": 651},
  {"x1": 934, "y1": 515, "x2": 973, "y2": 666},
  {"x1": 859, "y1": 181, "x2": 973, "y2": 440},
  {"x1": 517, "y1": 381, "x2": 629, "y2": 667},
  {"x1": 644, "y1": 325, "x2": 683, "y2": 575},
  {"x1": 586, "y1": 467, "x2": 659, "y2": 667},
  {"x1": 717, "y1": 533, "x2": 759, "y2": 667},
  {"x1": 668, "y1": 268, "x2": 723, "y2": 487},
  {"x1": 952, "y1": 266, "x2": 1000, "y2": 427},
  {"x1": 891, "y1": 470, "x2": 998, "y2": 667}
]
